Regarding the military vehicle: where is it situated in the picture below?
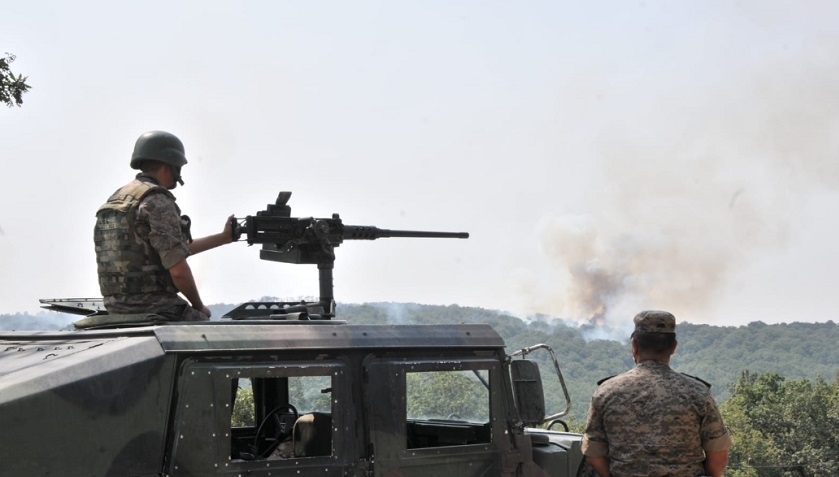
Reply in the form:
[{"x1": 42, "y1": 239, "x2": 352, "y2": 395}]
[{"x1": 0, "y1": 192, "x2": 587, "y2": 477}]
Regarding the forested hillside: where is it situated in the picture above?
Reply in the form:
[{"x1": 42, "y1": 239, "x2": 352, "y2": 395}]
[
  {"x1": 330, "y1": 303, "x2": 839, "y2": 425},
  {"x1": 2, "y1": 302, "x2": 837, "y2": 424}
]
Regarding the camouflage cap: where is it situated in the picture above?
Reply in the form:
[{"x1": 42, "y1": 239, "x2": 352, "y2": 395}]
[{"x1": 633, "y1": 310, "x2": 676, "y2": 333}]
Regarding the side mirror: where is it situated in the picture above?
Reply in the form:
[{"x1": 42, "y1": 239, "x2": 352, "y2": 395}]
[{"x1": 510, "y1": 360, "x2": 545, "y2": 426}]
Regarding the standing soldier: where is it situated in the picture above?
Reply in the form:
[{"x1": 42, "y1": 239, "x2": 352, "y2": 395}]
[
  {"x1": 94, "y1": 131, "x2": 233, "y2": 322},
  {"x1": 581, "y1": 310, "x2": 732, "y2": 477}
]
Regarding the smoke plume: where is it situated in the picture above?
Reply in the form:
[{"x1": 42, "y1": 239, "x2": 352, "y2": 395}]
[{"x1": 526, "y1": 55, "x2": 839, "y2": 330}]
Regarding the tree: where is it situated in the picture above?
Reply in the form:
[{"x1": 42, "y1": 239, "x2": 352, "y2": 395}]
[
  {"x1": 1, "y1": 53, "x2": 31, "y2": 107},
  {"x1": 721, "y1": 371, "x2": 839, "y2": 477},
  {"x1": 232, "y1": 385, "x2": 255, "y2": 427},
  {"x1": 406, "y1": 370, "x2": 490, "y2": 422}
]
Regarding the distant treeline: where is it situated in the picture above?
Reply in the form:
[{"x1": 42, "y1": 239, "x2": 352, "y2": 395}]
[
  {"x1": 3, "y1": 301, "x2": 837, "y2": 424},
  {"x1": 332, "y1": 303, "x2": 839, "y2": 425}
]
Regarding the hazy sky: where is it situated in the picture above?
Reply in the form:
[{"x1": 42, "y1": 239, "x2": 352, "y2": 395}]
[{"x1": 2, "y1": 1, "x2": 838, "y2": 329}]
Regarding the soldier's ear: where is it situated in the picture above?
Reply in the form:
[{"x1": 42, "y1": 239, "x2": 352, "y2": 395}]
[{"x1": 670, "y1": 338, "x2": 678, "y2": 355}]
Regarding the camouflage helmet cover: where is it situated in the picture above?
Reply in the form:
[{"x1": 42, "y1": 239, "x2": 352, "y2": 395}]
[
  {"x1": 633, "y1": 310, "x2": 676, "y2": 334},
  {"x1": 130, "y1": 131, "x2": 188, "y2": 169}
]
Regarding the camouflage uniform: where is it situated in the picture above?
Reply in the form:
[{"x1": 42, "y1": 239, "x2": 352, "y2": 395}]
[
  {"x1": 94, "y1": 173, "x2": 206, "y2": 321},
  {"x1": 581, "y1": 311, "x2": 731, "y2": 477}
]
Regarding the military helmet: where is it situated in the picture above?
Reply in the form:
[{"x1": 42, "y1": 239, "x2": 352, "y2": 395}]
[{"x1": 130, "y1": 131, "x2": 188, "y2": 170}]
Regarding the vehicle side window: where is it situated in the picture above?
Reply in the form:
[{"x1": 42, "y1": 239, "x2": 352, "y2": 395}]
[
  {"x1": 229, "y1": 372, "x2": 335, "y2": 461},
  {"x1": 231, "y1": 375, "x2": 333, "y2": 430},
  {"x1": 232, "y1": 378, "x2": 255, "y2": 427},
  {"x1": 403, "y1": 365, "x2": 494, "y2": 449},
  {"x1": 406, "y1": 370, "x2": 490, "y2": 422},
  {"x1": 290, "y1": 375, "x2": 333, "y2": 413}
]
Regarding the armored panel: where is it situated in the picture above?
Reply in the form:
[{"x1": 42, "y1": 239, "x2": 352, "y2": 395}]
[
  {"x1": 364, "y1": 355, "x2": 507, "y2": 477},
  {"x1": 0, "y1": 334, "x2": 174, "y2": 476},
  {"x1": 167, "y1": 357, "x2": 353, "y2": 476}
]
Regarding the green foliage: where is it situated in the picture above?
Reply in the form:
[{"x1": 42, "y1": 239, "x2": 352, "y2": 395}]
[
  {"x1": 232, "y1": 386, "x2": 255, "y2": 427},
  {"x1": 721, "y1": 371, "x2": 839, "y2": 477},
  {"x1": 289, "y1": 375, "x2": 332, "y2": 413},
  {"x1": 1, "y1": 53, "x2": 31, "y2": 107},
  {"x1": 673, "y1": 321, "x2": 839, "y2": 403},
  {"x1": 406, "y1": 370, "x2": 489, "y2": 422}
]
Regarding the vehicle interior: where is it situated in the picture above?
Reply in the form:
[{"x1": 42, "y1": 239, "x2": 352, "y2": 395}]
[{"x1": 230, "y1": 375, "x2": 333, "y2": 461}]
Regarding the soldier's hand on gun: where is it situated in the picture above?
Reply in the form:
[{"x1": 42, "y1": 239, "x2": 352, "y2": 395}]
[{"x1": 222, "y1": 215, "x2": 235, "y2": 244}]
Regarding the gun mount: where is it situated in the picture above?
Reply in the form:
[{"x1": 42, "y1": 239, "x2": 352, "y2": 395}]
[{"x1": 225, "y1": 191, "x2": 468, "y2": 320}]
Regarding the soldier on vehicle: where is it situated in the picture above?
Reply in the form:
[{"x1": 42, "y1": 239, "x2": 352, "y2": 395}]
[
  {"x1": 94, "y1": 130, "x2": 233, "y2": 321},
  {"x1": 581, "y1": 310, "x2": 731, "y2": 477}
]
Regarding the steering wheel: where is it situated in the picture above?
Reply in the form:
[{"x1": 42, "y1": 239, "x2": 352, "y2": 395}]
[{"x1": 253, "y1": 404, "x2": 299, "y2": 458}]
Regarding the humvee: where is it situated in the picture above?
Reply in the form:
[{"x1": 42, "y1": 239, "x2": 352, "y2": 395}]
[{"x1": 0, "y1": 193, "x2": 587, "y2": 477}]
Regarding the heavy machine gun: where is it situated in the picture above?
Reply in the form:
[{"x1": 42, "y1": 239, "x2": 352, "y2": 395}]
[{"x1": 224, "y1": 191, "x2": 468, "y2": 320}]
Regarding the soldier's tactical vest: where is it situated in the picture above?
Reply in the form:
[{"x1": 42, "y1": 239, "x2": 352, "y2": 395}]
[{"x1": 94, "y1": 179, "x2": 180, "y2": 296}]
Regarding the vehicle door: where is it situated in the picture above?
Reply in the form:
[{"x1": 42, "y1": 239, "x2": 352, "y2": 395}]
[
  {"x1": 364, "y1": 355, "x2": 507, "y2": 477},
  {"x1": 167, "y1": 357, "x2": 357, "y2": 476}
]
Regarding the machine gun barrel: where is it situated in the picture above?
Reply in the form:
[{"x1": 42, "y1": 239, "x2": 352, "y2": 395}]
[
  {"x1": 233, "y1": 217, "x2": 468, "y2": 247},
  {"x1": 341, "y1": 225, "x2": 468, "y2": 240}
]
